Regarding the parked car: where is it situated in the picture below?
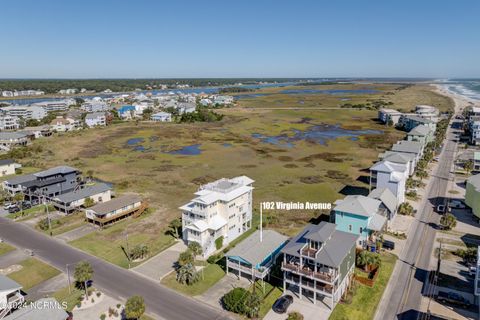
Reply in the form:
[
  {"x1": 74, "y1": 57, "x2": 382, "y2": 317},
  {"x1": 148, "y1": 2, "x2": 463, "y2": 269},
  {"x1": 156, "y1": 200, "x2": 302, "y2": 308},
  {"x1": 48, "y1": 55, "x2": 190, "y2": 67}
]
[
  {"x1": 449, "y1": 200, "x2": 465, "y2": 209},
  {"x1": 382, "y1": 239, "x2": 395, "y2": 250},
  {"x1": 469, "y1": 267, "x2": 477, "y2": 277},
  {"x1": 3, "y1": 202, "x2": 15, "y2": 210},
  {"x1": 8, "y1": 206, "x2": 20, "y2": 214},
  {"x1": 436, "y1": 204, "x2": 446, "y2": 214},
  {"x1": 436, "y1": 291, "x2": 471, "y2": 307},
  {"x1": 21, "y1": 201, "x2": 32, "y2": 209},
  {"x1": 272, "y1": 295, "x2": 293, "y2": 314}
]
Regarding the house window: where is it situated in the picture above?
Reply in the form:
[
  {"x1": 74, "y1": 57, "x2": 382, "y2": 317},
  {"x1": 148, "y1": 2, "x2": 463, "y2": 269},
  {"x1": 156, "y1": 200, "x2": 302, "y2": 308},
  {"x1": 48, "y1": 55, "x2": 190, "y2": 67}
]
[{"x1": 348, "y1": 225, "x2": 352, "y2": 231}]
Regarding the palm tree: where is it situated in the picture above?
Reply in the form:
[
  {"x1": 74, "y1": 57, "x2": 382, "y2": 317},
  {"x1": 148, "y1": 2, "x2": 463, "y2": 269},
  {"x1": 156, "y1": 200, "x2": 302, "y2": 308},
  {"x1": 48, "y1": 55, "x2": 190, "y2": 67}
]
[
  {"x1": 74, "y1": 261, "x2": 94, "y2": 297},
  {"x1": 177, "y1": 250, "x2": 194, "y2": 267},
  {"x1": 124, "y1": 295, "x2": 146, "y2": 320},
  {"x1": 176, "y1": 263, "x2": 199, "y2": 285},
  {"x1": 398, "y1": 202, "x2": 413, "y2": 216},
  {"x1": 464, "y1": 160, "x2": 474, "y2": 176},
  {"x1": 356, "y1": 251, "x2": 369, "y2": 270},
  {"x1": 168, "y1": 218, "x2": 182, "y2": 239},
  {"x1": 188, "y1": 242, "x2": 203, "y2": 263}
]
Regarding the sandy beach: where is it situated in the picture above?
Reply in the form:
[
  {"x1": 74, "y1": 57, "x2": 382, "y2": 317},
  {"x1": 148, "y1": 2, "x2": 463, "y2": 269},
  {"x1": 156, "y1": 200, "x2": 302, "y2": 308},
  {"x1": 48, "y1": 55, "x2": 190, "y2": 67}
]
[{"x1": 433, "y1": 83, "x2": 478, "y2": 113}]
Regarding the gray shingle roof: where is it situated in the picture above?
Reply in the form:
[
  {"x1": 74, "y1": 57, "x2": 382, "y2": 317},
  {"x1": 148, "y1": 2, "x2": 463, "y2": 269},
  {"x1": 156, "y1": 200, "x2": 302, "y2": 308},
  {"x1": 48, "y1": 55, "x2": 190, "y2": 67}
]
[
  {"x1": 408, "y1": 124, "x2": 431, "y2": 136},
  {"x1": 391, "y1": 141, "x2": 423, "y2": 154},
  {"x1": 53, "y1": 183, "x2": 111, "y2": 203},
  {"x1": 0, "y1": 159, "x2": 15, "y2": 166},
  {"x1": 3, "y1": 298, "x2": 69, "y2": 320},
  {"x1": 467, "y1": 174, "x2": 480, "y2": 190},
  {"x1": 381, "y1": 152, "x2": 414, "y2": 164},
  {"x1": 226, "y1": 230, "x2": 288, "y2": 266},
  {"x1": 281, "y1": 222, "x2": 358, "y2": 268},
  {"x1": 368, "y1": 187, "x2": 398, "y2": 214},
  {"x1": 88, "y1": 194, "x2": 142, "y2": 215},
  {"x1": 85, "y1": 112, "x2": 105, "y2": 120},
  {"x1": 33, "y1": 166, "x2": 79, "y2": 178},
  {"x1": 333, "y1": 195, "x2": 381, "y2": 217}
]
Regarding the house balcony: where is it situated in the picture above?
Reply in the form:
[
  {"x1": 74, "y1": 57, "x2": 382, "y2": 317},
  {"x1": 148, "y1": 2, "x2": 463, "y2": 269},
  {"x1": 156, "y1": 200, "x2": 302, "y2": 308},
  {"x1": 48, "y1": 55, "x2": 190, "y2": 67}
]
[
  {"x1": 301, "y1": 247, "x2": 318, "y2": 259},
  {"x1": 281, "y1": 262, "x2": 336, "y2": 283},
  {"x1": 285, "y1": 274, "x2": 333, "y2": 295},
  {"x1": 7, "y1": 291, "x2": 24, "y2": 305}
]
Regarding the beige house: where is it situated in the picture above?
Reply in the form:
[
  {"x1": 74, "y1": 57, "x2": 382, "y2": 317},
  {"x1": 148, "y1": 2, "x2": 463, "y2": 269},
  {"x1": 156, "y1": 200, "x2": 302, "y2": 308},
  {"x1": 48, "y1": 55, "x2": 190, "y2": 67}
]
[
  {"x1": 85, "y1": 194, "x2": 146, "y2": 227},
  {"x1": 0, "y1": 159, "x2": 17, "y2": 177}
]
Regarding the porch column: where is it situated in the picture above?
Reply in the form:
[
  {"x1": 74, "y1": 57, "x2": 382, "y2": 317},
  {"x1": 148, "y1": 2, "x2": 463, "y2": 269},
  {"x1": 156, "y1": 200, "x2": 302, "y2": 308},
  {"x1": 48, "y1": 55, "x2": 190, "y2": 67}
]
[
  {"x1": 226, "y1": 257, "x2": 229, "y2": 275},
  {"x1": 313, "y1": 280, "x2": 316, "y2": 304},
  {"x1": 283, "y1": 271, "x2": 286, "y2": 292},
  {"x1": 299, "y1": 275, "x2": 302, "y2": 300}
]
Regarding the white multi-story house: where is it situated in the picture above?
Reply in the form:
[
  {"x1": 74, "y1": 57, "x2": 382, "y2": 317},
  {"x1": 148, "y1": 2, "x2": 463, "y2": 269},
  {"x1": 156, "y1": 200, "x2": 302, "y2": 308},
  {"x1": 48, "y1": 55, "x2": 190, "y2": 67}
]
[
  {"x1": 85, "y1": 112, "x2": 107, "y2": 127},
  {"x1": 180, "y1": 176, "x2": 254, "y2": 257},
  {"x1": 378, "y1": 108, "x2": 403, "y2": 125},
  {"x1": 50, "y1": 116, "x2": 76, "y2": 132},
  {"x1": 0, "y1": 116, "x2": 20, "y2": 131},
  {"x1": 370, "y1": 160, "x2": 408, "y2": 203},
  {"x1": 1, "y1": 105, "x2": 47, "y2": 120},
  {"x1": 379, "y1": 151, "x2": 416, "y2": 176}
]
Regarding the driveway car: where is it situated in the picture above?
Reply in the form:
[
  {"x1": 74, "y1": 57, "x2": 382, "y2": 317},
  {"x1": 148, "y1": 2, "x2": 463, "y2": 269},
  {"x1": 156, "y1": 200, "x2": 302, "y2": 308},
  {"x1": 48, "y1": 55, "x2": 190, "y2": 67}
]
[{"x1": 272, "y1": 295, "x2": 293, "y2": 314}]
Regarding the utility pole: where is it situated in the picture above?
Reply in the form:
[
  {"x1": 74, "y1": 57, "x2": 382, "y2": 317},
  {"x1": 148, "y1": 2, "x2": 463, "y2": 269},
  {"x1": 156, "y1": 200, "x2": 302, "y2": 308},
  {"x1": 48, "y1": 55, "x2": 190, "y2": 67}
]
[
  {"x1": 125, "y1": 233, "x2": 131, "y2": 269},
  {"x1": 66, "y1": 264, "x2": 72, "y2": 294},
  {"x1": 44, "y1": 195, "x2": 52, "y2": 235},
  {"x1": 260, "y1": 205, "x2": 263, "y2": 243}
]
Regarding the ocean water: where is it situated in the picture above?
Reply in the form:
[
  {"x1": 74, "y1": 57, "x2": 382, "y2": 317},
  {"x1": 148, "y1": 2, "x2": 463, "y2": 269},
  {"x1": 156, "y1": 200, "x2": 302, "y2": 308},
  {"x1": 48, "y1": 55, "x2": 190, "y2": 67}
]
[{"x1": 441, "y1": 79, "x2": 480, "y2": 101}]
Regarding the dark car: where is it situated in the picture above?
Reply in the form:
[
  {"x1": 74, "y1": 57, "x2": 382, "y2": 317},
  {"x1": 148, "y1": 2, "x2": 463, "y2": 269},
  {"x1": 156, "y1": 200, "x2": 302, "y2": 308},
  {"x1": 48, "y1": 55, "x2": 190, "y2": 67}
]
[
  {"x1": 382, "y1": 239, "x2": 395, "y2": 250},
  {"x1": 8, "y1": 206, "x2": 20, "y2": 214},
  {"x1": 272, "y1": 295, "x2": 293, "y2": 314},
  {"x1": 21, "y1": 201, "x2": 32, "y2": 209},
  {"x1": 436, "y1": 291, "x2": 471, "y2": 307}
]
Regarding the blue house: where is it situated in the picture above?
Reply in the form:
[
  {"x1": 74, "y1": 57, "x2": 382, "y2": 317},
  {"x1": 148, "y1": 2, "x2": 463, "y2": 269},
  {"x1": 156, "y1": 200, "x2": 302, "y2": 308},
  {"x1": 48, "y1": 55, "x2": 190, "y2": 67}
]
[
  {"x1": 332, "y1": 195, "x2": 387, "y2": 249},
  {"x1": 118, "y1": 105, "x2": 135, "y2": 119},
  {"x1": 226, "y1": 229, "x2": 288, "y2": 281}
]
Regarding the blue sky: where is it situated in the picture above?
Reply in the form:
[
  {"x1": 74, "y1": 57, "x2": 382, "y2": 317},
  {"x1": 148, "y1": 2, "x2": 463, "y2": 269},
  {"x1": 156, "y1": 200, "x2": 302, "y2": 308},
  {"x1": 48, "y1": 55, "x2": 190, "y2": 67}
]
[{"x1": 1, "y1": 0, "x2": 479, "y2": 78}]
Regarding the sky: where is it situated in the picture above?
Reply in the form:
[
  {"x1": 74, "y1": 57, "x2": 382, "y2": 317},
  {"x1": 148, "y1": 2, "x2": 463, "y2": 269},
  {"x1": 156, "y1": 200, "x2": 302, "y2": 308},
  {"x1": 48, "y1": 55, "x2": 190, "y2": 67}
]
[{"x1": 1, "y1": 0, "x2": 479, "y2": 78}]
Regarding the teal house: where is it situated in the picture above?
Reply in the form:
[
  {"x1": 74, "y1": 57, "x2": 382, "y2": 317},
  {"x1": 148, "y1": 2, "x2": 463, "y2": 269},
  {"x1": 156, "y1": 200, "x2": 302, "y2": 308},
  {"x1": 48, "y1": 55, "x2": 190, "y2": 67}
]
[
  {"x1": 226, "y1": 229, "x2": 288, "y2": 281},
  {"x1": 332, "y1": 195, "x2": 386, "y2": 249}
]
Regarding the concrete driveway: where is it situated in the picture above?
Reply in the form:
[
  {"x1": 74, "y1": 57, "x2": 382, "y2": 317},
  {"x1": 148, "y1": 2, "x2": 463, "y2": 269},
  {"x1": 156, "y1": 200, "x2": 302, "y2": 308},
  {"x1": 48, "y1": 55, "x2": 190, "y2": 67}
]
[
  {"x1": 132, "y1": 241, "x2": 186, "y2": 281},
  {"x1": 28, "y1": 273, "x2": 67, "y2": 301},
  {"x1": 264, "y1": 290, "x2": 331, "y2": 320},
  {"x1": 56, "y1": 224, "x2": 98, "y2": 242},
  {"x1": 197, "y1": 273, "x2": 250, "y2": 308},
  {"x1": 0, "y1": 249, "x2": 27, "y2": 268}
]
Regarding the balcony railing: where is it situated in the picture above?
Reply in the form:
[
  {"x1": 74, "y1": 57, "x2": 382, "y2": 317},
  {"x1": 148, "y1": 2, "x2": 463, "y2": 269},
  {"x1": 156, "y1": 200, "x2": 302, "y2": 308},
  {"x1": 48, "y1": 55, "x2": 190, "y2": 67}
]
[
  {"x1": 301, "y1": 247, "x2": 318, "y2": 258},
  {"x1": 281, "y1": 262, "x2": 335, "y2": 283},
  {"x1": 285, "y1": 274, "x2": 333, "y2": 294}
]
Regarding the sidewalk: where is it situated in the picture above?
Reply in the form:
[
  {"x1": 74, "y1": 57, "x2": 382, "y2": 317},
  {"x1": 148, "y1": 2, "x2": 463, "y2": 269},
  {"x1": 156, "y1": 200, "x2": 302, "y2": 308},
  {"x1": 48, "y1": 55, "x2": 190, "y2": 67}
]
[{"x1": 132, "y1": 240, "x2": 186, "y2": 281}]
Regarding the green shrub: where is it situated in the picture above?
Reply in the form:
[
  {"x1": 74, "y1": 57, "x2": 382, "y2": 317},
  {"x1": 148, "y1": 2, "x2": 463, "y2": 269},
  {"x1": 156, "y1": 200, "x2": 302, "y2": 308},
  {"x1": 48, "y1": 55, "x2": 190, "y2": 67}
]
[
  {"x1": 100, "y1": 314, "x2": 106, "y2": 320},
  {"x1": 287, "y1": 312, "x2": 304, "y2": 320},
  {"x1": 215, "y1": 236, "x2": 224, "y2": 250}
]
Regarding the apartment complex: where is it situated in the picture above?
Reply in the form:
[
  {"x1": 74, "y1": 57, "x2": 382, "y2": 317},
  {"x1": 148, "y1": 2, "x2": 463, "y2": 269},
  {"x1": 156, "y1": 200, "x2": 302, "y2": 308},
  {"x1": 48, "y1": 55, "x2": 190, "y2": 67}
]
[{"x1": 180, "y1": 176, "x2": 254, "y2": 257}]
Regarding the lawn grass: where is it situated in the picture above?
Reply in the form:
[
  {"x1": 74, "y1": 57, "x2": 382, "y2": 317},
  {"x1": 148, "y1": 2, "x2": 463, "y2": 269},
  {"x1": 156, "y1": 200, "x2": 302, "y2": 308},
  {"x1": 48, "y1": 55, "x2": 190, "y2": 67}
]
[
  {"x1": 7, "y1": 205, "x2": 53, "y2": 221},
  {"x1": 36, "y1": 211, "x2": 87, "y2": 236},
  {"x1": 53, "y1": 286, "x2": 84, "y2": 312},
  {"x1": 248, "y1": 281, "x2": 283, "y2": 319},
  {"x1": 70, "y1": 213, "x2": 176, "y2": 268},
  {"x1": 329, "y1": 252, "x2": 397, "y2": 320},
  {"x1": 161, "y1": 263, "x2": 225, "y2": 296},
  {"x1": 8, "y1": 258, "x2": 61, "y2": 290},
  {"x1": 0, "y1": 242, "x2": 15, "y2": 256}
]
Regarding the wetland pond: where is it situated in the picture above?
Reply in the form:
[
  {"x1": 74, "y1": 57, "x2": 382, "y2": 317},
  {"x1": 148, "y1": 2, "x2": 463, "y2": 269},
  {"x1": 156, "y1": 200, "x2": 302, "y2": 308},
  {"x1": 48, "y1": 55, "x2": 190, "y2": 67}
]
[{"x1": 252, "y1": 124, "x2": 382, "y2": 147}]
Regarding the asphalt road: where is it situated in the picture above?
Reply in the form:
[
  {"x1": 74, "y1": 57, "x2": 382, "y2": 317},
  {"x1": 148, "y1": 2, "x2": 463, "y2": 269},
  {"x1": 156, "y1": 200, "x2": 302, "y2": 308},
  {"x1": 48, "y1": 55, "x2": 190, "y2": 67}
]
[
  {"x1": 375, "y1": 117, "x2": 461, "y2": 320},
  {"x1": 0, "y1": 218, "x2": 231, "y2": 320}
]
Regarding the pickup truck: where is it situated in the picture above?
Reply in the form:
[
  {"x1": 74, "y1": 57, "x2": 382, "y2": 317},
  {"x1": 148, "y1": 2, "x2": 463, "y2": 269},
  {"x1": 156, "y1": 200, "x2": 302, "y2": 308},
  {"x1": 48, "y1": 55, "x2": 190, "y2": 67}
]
[{"x1": 436, "y1": 291, "x2": 471, "y2": 307}]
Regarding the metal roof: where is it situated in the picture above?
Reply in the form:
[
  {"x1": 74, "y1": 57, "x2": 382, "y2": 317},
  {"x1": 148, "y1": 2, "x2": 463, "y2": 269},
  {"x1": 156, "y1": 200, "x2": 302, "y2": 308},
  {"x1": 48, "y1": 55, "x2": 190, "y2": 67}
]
[
  {"x1": 53, "y1": 183, "x2": 111, "y2": 204},
  {"x1": 227, "y1": 230, "x2": 288, "y2": 266},
  {"x1": 281, "y1": 222, "x2": 358, "y2": 268},
  {"x1": 0, "y1": 274, "x2": 22, "y2": 291}
]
